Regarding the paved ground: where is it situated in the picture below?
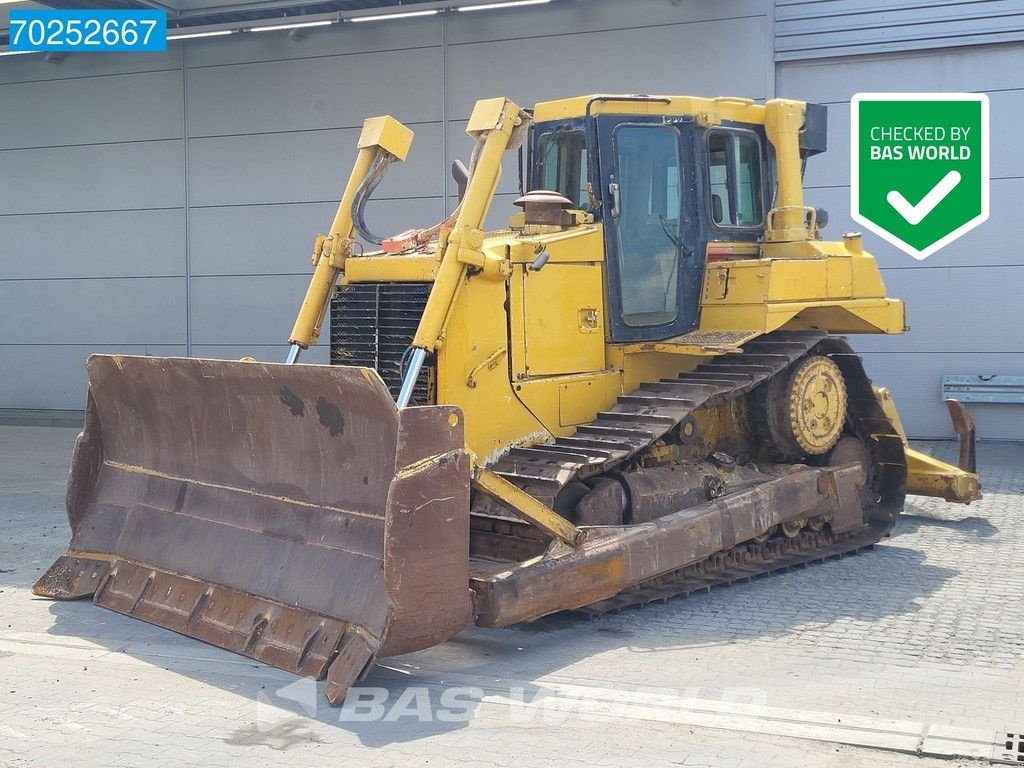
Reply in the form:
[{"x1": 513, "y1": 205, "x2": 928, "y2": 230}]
[{"x1": 1, "y1": 425, "x2": 1021, "y2": 767}]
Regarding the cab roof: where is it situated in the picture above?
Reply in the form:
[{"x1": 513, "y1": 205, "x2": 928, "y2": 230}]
[{"x1": 532, "y1": 94, "x2": 801, "y2": 125}]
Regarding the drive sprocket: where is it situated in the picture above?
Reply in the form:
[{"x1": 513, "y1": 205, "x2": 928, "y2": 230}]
[{"x1": 760, "y1": 354, "x2": 847, "y2": 457}]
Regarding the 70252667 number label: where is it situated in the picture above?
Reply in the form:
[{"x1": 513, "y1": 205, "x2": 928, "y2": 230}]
[{"x1": 9, "y1": 10, "x2": 167, "y2": 53}]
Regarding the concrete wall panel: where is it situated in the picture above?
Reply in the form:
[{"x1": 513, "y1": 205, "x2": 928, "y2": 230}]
[
  {"x1": 446, "y1": 16, "x2": 769, "y2": 122},
  {"x1": 780, "y1": 40, "x2": 1024, "y2": 439},
  {"x1": 854, "y1": 266, "x2": 1024, "y2": 355},
  {"x1": 0, "y1": 69, "x2": 183, "y2": 149},
  {"x1": 0, "y1": 51, "x2": 180, "y2": 86},
  {"x1": 446, "y1": 0, "x2": 766, "y2": 43},
  {"x1": 187, "y1": 123, "x2": 443, "y2": 207},
  {"x1": 776, "y1": 0, "x2": 1024, "y2": 60},
  {"x1": 0, "y1": 209, "x2": 185, "y2": 279},
  {"x1": 190, "y1": 343, "x2": 328, "y2": 364},
  {"x1": 184, "y1": 16, "x2": 441, "y2": 68},
  {"x1": 860, "y1": 351, "x2": 1024, "y2": 439},
  {"x1": 31, "y1": 0, "x2": 1024, "y2": 444},
  {"x1": 798, "y1": 92, "x2": 1022, "y2": 192},
  {"x1": 0, "y1": 344, "x2": 186, "y2": 410},
  {"x1": 188, "y1": 274, "x2": 325, "y2": 347},
  {"x1": 0, "y1": 141, "x2": 184, "y2": 214},
  {"x1": 0, "y1": 277, "x2": 186, "y2": 345},
  {"x1": 805, "y1": 178, "x2": 1024, "y2": 270},
  {"x1": 776, "y1": 43, "x2": 1024, "y2": 101},
  {"x1": 186, "y1": 46, "x2": 443, "y2": 137}
]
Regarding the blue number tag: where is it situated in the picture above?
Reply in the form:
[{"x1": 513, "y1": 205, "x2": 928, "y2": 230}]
[{"x1": 9, "y1": 10, "x2": 167, "y2": 53}]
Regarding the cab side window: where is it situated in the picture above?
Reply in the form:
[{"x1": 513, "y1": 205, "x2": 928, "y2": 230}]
[
  {"x1": 707, "y1": 130, "x2": 763, "y2": 228},
  {"x1": 537, "y1": 130, "x2": 589, "y2": 210}
]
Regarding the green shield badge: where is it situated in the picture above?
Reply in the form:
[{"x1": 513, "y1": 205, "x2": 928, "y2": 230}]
[{"x1": 851, "y1": 93, "x2": 989, "y2": 260}]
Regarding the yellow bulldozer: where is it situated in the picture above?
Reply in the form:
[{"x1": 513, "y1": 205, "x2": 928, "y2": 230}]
[{"x1": 36, "y1": 94, "x2": 981, "y2": 705}]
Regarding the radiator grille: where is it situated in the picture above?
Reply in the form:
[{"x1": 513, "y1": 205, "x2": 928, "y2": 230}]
[{"x1": 330, "y1": 282, "x2": 433, "y2": 406}]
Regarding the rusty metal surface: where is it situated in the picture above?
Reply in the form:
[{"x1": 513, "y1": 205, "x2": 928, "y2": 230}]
[
  {"x1": 574, "y1": 477, "x2": 627, "y2": 526},
  {"x1": 96, "y1": 559, "x2": 352, "y2": 678},
  {"x1": 578, "y1": 523, "x2": 888, "y2": 615},
  {"x1": 34, "y1": 354, "x2": 472, "y2": 704},
  {"x1": 619, "y1": 463, "x2": 732, "y2": 524},
  {"x1": 380, "y1": 405, "x2": 474, "y2": 657},
  {"x1": 514, "y1": 190, "x2": 575, "y2": 226},
  {"x1": 471, "y1": 464, "x2": 866, "y2": 627},
  {"x1": 34, "y1": 337, "x2": 912, "y2": 702},
  {"x1": 945, "y1": 399, "x2": 978, "y2": 474},
  {"x1": 325, "y1": 630, "x2": 377, "y2": 706},
  {"x1": 33, "y1": 555, "x2": 109, "y2": 600}
]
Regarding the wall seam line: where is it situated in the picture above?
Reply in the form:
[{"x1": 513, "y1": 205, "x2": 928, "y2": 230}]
[
  {"x1": 182, "y1": 45, "x2": 192, "y2": 357},
  {"x1": 767, "y1": 0, "x2": 777, "y2": 98},
  {"x1": 442, "y1": 11, "x2": 449, "y2": 219}
]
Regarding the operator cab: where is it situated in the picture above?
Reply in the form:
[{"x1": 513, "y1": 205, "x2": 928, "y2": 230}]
[{"x1": 528, "y1": 96, "x2": 775, "y2": 343}]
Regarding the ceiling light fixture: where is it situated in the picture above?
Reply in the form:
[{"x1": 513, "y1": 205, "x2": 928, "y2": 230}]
[
  {"x1": 167, "y1": 29, "x2": 235, "y2": 40},
  {"x1": 349, "y1": 9, "x2": 439, "y2": 22},
  {"x1": 457, "y1": 0, "x2": 551, "y2": 10},
  {"x1": 250, "y1": 19, "x2": 334, "y2": 32}
]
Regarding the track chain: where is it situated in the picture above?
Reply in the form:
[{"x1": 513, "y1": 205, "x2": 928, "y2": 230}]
[
  {"x1": 487, "y1": 333, "x2": 906, "y2": 521},
  {"x1": 478, "y1": 332, "x2": 908, "y2": 612},
  {"x1": 578, "y1": 522, "x2": 892, "y2": 616},
  {"x1": 490, "y1": 331, "x2": 831, "y2": 500}
]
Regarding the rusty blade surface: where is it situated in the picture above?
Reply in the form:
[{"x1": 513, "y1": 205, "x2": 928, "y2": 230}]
[
  {"x1": 33, "y1": 555, "x2": 109, "y2": 599},
  {"x1": 35, "y1": 354, "x2": 473, "y2": 703}
]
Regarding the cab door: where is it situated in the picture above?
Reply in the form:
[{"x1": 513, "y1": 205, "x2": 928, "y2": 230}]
[{"x1": 596, "y1": 117, "x2": 703, "y2": 343}]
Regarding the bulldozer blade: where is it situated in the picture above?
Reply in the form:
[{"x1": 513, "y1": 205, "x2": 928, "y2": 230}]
[{"x1": 34, "y1": 354, "x2": 474, "y2": 704}]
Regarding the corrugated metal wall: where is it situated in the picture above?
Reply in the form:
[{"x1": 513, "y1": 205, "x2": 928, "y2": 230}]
[
  {"x1": 1, "y1": 0, "x2": 1022, "y2": 439},
  {"x1": 0, "y1": 51, "x2": 188, "y2": 415},
  {"x1": 776, "y1": 2, "x2": 1024, "y2": 439},
  {"x1": 0, "y1": 0, "x2": 769, "y2": 416},
  {"x1": 775, "y1": 0, "x2": 1024, "y2": 60}
]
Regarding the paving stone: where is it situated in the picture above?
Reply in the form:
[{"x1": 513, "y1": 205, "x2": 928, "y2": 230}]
[{"x1": 0, "y1": 426, "x2": 1020, "y2": 767}]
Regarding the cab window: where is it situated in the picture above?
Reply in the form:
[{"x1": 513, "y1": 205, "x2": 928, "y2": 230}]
[
  {"x1": 613, "y1": 123, "x2": 682, "y2": 327},
  {"x1": 537, "y1": 130, "x2": 589, "y2": 210},
  {"x1": 707, "y1": 130, "x2": 763, "y2": 227}
]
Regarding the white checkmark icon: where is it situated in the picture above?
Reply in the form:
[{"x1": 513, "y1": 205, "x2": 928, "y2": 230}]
[{"x1": 886, "y1": 170, "x2": 962, "y2": 225}]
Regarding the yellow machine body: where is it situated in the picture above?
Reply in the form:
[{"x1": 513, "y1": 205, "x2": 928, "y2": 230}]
[
  {"x1": 330, "y1": 95, "x2": 914, "y2": 470},
  {"x1": 351, "y1": 220, "x2": 913, "y2": 463}
]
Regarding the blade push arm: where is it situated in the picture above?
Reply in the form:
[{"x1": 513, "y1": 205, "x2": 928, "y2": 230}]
[
  {"x1": 397, "y1": 97, "x2": 530, "y2": 406},
  {"x1": 286, "y1": 116, "x2": 414, "y2": 363}
]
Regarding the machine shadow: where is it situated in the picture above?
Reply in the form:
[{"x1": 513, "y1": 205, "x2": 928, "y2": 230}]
[
  {"x1": 349, "y1": 535, "x2": 957, "y2": 746},
  {"x1": 898, "y1": 498, "x2": 999, "y2": 538},
  {"x1": 37, "y1": 529, "x2": 956, "y2": 748}
]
